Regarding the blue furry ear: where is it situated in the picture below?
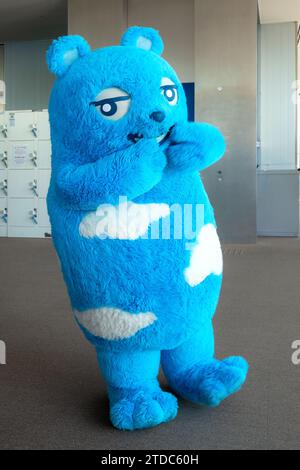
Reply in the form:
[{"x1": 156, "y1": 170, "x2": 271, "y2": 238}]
[
  {"x1": 121, "y1": 26, "x2": 164, "y2": 55},
  {"x1": 46, "y1": 35, "x2": 90, "y2": 77}
]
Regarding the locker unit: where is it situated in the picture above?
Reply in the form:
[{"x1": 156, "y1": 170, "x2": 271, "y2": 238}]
[
  {"x1": 0, "y1": 114, "x2": 7, "y2": 236},
  {"x1": 0, "y1": 180, "x2": 7, "y2": 237},
  {"x1": 0, "y1": 161, "x2": 8, "y2": 236},
  {"x1": 0, "y1": 142, "x2": 8, "y2": 169},
  {"x1": 0, "y1": 110, "x2": 51, "y2": 238},
  {"x1": 0, "y1": 169, "x2": 7, "y2": 196}
]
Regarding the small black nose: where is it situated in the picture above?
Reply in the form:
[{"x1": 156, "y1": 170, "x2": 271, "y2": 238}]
[{"x1": 150, "y1": 111, "x2": 166, "y2": 122}]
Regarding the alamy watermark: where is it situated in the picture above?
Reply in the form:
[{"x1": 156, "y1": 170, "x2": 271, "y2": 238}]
[
  {"x1": 291, "y1": 340, "x2": 300, "y2": 366},
  {"x1": 80, "y1": 196, "x2": 206, "y2": 251},
  {"x1": 0, "y1": 340, "x2": 6, "y2": 365}
]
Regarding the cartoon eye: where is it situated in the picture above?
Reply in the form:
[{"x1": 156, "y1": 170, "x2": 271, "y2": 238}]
[
  {"x1": 160, "y1": 77, "x2": 178, "y2": 106},
  {"x1": 90, "y1": 87, "x2": 131, "y2": 121}
]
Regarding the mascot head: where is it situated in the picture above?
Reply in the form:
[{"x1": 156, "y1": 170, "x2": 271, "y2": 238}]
[{"x1": 46, "y1": 26, "x2": 188, "y2": 161}]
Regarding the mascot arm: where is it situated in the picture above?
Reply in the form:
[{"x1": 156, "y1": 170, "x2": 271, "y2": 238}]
[
  {"x1": 55, "y1": 138, "x2": 166, "y2": 210},
  {"x1": 166, "y1": 122, "x2": 226, "y2": 172}
]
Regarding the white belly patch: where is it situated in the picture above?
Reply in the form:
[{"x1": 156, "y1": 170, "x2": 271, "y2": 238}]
[
  {"x1": 74, "y1": 307, "x2": 157, "y2": 340},
  {"x1": 79, "y1": 201, "x2": 170, "y2": 240},
  {"x1": 184, "y1": 223, "x2": 223, "y2": 287}
]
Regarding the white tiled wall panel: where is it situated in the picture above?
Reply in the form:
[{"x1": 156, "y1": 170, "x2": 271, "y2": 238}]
[
  {"x1": 0, "y1": 109, "x2": 51, "y2": 238},
  {"x1": 260, "y1": 23, "x2": 297, "y2": 170}
]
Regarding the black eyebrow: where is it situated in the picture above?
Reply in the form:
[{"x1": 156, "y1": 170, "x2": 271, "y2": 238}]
[
  {"x1": 160, "y1": 84, "x2": 178, "y2": 90},
  {"x1": 90, "y1": 95, "x2": 130, "y2": 106}
]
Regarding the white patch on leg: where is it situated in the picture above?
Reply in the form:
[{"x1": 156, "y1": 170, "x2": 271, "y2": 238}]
[
  {"x1": 184, "y1": 223, "x2": 223, "y2": 287},
  {"x1": 79, "y1": 201, "x2": 170, "y2": 240},
  {"x1": 74, "y1": 307, "x2": 157, "y2": 340}
]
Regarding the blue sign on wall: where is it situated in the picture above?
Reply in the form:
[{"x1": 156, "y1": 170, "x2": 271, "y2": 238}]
[{"x1": 182, "y1": 82, "x2": 195, "y2": 122}]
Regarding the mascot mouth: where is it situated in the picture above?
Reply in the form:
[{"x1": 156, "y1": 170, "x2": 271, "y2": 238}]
[{"x1": 128, "y1": 128, "x2": 172, "y2": 146}]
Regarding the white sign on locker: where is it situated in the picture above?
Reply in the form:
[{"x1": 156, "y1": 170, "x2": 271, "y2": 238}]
[{"x1": 12, "y1": 145, "x2": 28, "y2": 165}]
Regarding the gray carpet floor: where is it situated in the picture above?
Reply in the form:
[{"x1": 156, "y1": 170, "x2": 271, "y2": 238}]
[{"x1": 0, "y1": 237, "x2": 300, "y2": 450}]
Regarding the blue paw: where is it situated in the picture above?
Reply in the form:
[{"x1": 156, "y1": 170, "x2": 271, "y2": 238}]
[
  {"x1": 110, "y1": 390, "x2": 178, "y2": 430},
  {"x1": 169, "y1": 356, "x2": 248, "y2": 407}
]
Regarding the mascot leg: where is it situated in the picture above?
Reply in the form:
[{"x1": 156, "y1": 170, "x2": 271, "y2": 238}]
[
  {"x1": 97, "y1": 349, "x2": 178, "y2": 430},
  {"x1": 162, "y1": 321, "x2": 248, "y2": 407}
]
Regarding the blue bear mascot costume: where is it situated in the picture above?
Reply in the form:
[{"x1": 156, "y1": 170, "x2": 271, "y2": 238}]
[{"x1": 46, "y1": 27, "x2": 248, "y2": 430}]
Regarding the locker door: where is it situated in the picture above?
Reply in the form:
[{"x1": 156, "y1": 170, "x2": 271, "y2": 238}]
[
  {"x1": 8, "y1": 199, "x2": 37, "y2": 227},
  {"x1": 7, "y1": 169, "x2": 38, "y2": 198},
  {"x1": 0, "y1": 141, "x2": 8, "y2": 169},
  {"x1": 0, "y1": 169, "x2": 7, "y2": 197},
  {"x1": 38, "y1": 169, "x2": 51, "y2": 198},
  {"x1": 0, "y1": 206, "x2": 7, "y2": 234},
  {"x1": 0, "y1": 226, "x2": 7, "y2": 237},
  {"x1": 0, "y1": 198, "x2": 8, "y2": 229},
  {"x1": 37, "y1": 140, "x2": 51, "y2": 169},
  {"x1": 38, "y1": 198, "x2": 50, "y2": 227},
  {"x1": 4, "y1": 111, "x2": 37, "y2": 140},
  {"x1": 7, "y1": 141, "x2": 36, "y2": 169},
  {"x1": 0, "y1": 112, "x2": 8, "y2": 139},
  {"x1": 36, "y1": 111, "x2": 50, "y2": 139}
]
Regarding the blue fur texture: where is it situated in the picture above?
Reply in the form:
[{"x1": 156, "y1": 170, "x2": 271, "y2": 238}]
[
  {"x1": 121, "y1": 26, "x2": 164, "y2": 55},
  {"x1": 46, "y1": 26, "x2": 248, "y2": 431},
  {"x1": 46, "y1": 35, "x2": 90, "y2": 77}
]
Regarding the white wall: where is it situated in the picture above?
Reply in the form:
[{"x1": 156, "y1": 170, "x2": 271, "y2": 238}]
[
  {"x1": 68, "y1": 0, "x2": 195, "y2": 83},
  {"x1": 127, "y1": 0, "x2": 194, "y2": 83},
  {"x1": 68, "y1": 0, "x2": 126, "y2": 49},
  {"x1": 4, "y1": 40, "x2": 54, "y2": 111}
]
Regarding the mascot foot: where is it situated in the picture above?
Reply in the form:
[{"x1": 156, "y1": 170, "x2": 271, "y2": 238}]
[
  {"x1": 109, "y1": 389, "x2": 178, "y2": 430},
  {"x1": 169, "y1": 356, "x2": 248, "y2": 407}
]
